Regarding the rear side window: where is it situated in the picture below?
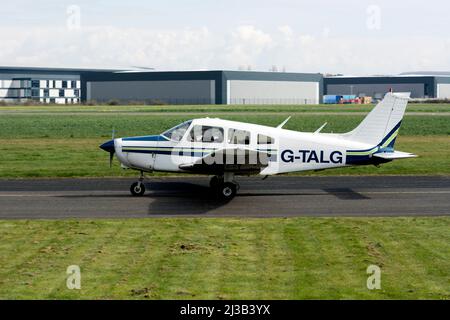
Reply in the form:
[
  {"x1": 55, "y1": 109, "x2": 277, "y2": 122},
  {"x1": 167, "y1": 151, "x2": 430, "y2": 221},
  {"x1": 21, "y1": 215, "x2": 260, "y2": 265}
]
[
  {"x1": 258, "y1": 134, "x2": 275, "y2": 144},
  {"x1": 189, "y1": 125, "x2": 224, "y2": 143},
  {"x1": 228, "y1": 129, "x2": 251, "y2": 145}
]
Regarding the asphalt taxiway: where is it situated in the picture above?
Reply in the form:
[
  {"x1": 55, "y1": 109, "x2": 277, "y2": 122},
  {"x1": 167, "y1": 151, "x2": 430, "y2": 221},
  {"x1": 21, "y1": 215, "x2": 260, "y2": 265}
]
[{"x1": 0, "y1": 176, "x2": 449, "y2": 219}]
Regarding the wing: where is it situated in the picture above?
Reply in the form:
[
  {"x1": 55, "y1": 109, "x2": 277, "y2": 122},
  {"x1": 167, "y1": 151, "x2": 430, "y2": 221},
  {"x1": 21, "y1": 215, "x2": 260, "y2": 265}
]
[{"x1": 179, "y1": 147, "x2": 271, "y2": 174}]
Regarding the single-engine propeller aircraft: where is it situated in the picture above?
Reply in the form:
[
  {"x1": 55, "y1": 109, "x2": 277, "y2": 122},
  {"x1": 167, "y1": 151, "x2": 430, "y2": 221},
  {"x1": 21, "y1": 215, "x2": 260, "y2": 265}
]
[{"x1": 100, "y1": 92, "x2": 416, "y2": 200}]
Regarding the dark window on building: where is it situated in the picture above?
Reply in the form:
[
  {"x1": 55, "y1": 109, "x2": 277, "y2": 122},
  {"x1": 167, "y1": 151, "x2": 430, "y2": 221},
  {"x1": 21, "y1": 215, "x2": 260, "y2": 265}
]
[
  {"x1": 59, "y1": 89, "x2": 65, "y2": 97},
  {"x1": 424, "y1": 84, "x2": 430, "y2": 96},
  {"x1": 50, "y1": 98, "x2": 55, "y2": 104},
  {"x1": 31, "y1": 89, "x2": 40, "y2": 97},
  {"x1": 31, "y1": 80, "x2": 40, "y2": 88},
  {"x1": 74, "y1": 89, "x2": 80, "y2": 97},
  {"x1": 62, "y1": 81, "x2": 68, "y2": 88},
  {"x1": 71, "y1": 81, "x2": 77, "y2": 89},
  {"x1": 43, "y1": 89, "x2": 49, "y2": 98}
]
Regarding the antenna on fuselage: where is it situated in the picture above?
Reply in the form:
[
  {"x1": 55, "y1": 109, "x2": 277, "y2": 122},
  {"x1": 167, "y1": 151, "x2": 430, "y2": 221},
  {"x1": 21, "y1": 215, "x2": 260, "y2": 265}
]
[
  {"x1": 314, "y1": 122, "x2": 328, "y2": 134},
  {"x1": 277, "y1": 116, "x2": 291, "y2": 129}
]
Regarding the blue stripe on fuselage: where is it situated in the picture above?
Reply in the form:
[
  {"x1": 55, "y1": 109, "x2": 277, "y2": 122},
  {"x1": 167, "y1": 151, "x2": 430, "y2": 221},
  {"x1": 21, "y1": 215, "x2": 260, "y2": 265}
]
[
  {"x1": 122, "y1": 135, "x2": 169, "y2": 142},
  {"x1": 122, "y1": 149, "x2": 209, "y2": 157},
  {"x1": 345, "y1": 121, "x2": 402, "y2": 164}
]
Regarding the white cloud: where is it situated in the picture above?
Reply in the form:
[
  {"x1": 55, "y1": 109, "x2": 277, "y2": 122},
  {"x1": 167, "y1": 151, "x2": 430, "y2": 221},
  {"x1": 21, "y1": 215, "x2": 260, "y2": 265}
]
[{"x1": 0, "y1": 25, "x2": 449, "y2": 75}]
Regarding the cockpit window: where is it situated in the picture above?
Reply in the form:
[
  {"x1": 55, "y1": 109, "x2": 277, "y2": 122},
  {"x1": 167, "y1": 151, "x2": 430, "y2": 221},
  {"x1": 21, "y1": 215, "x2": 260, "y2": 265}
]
[
  {"x1": 162, "y1": 120, "x2": 192, "y2": 141},
  {"x1": 189, "y1": 125, "x2": 224, "y2": 143}
]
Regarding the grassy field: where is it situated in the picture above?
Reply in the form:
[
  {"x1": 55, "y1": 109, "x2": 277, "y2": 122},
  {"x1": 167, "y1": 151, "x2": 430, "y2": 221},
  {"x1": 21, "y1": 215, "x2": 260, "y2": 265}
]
[
  {"x1": 0, "y1": 108, "x2": 448, "y2": 177},
  {"x1": 1, "y1": 103, "x2": 450, "y2": 113},
  {"x1": 0, "y1": 217, "x2": 448, "y2": 299},
  {"x1": 0, "y1": 114, "x2": 449, "y2": 139},
  {"x1": 0, "y1": 104, "x2": 449, "y2": 300},
  {"x1": 0, "y1": 136, "x2": 448, "y2": 177}
]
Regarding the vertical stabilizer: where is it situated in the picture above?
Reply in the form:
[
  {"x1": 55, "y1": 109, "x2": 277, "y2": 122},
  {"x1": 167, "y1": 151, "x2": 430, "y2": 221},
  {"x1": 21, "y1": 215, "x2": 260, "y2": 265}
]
[{"x1": 345, "y1": 92, "x2": 410, "y2": 147}]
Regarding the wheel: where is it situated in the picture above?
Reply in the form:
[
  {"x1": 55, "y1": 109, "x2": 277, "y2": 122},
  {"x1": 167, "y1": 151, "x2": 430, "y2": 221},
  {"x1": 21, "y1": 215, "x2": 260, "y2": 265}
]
[
  {"x1": 217, "y1": 182, "x2": 237, "y2": 200},
  {"x1": 209, "y1": 176, "x2": 222, "y2": 189},
  {"x1": 130, "y1": 182, "x2": 146, "y2": 196}
]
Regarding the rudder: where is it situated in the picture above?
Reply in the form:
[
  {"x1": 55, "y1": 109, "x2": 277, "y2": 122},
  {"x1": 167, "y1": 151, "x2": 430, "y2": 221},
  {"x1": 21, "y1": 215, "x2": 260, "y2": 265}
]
[{"x1": 344, "y1": 92, "x2": 410, "y2": 147}]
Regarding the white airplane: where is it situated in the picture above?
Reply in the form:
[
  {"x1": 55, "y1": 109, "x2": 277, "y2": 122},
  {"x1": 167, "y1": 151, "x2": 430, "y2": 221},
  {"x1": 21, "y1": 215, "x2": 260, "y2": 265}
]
[{"x1": 100, "y1": 92, "x2": 416, "y2": 200}]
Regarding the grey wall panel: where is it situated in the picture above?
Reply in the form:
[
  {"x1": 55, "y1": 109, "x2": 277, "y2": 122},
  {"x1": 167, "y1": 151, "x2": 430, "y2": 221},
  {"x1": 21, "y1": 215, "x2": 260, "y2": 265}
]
[
  {"x1": 437, "y1": 84, "x2": 450, "y2": 99},
  {"x1": 229, "y1": 80, "x2": 319, "y2": 105},
  {"x1": 326, "y1": 83, "x2": 425, "y2": 98},
  {"x1": 88, "y1": 80, "x2": 215, "y2": 104}
]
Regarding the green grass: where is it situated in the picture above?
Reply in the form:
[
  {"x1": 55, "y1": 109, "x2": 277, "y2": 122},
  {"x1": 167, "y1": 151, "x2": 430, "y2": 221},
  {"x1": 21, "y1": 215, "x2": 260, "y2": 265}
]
[
  {"x1": 1, "y1": 105, "x2": 449, "y2": 301},
  {"x1": 0, "y1": 109, "x2": 448, "y2": 177},
  {"x1": 0, "y1": 136, "x2": 448, "y2": 178},
  {"x1": 1, "y1": 103, "x2": 450, "y2": 113},
  {"x1": 0, "y1": 218, "x2": 448, "y2": 299},
  {"x1": 0, "y1": 114, "x2": 449, "y2": 139}
]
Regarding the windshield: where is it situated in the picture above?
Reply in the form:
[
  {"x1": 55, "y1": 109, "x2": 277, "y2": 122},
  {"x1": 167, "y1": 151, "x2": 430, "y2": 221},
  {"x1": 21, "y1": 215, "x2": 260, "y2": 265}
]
[{"x1": 162, "y1": 120, "x2": 192, "y2": 141}]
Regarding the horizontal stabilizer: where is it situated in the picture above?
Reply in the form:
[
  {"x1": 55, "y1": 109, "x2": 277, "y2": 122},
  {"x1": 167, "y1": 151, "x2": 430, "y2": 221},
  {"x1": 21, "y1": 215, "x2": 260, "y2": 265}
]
[{"x1": 372, "y1": 151, "x2": 417, "y2": 160}]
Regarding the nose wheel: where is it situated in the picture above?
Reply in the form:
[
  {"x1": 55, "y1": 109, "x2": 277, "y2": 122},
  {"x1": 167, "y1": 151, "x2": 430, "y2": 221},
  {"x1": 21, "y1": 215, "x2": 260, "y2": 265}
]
[{"x1": 130, "y1": 171, "x2": 146, "y2": 197}]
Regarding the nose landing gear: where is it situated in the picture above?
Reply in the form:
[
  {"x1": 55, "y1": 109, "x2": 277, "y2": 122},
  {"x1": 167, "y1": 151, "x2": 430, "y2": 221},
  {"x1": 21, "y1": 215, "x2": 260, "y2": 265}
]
[{"x1": 130, "y1": 171, "x2": 146, "y2": 196}]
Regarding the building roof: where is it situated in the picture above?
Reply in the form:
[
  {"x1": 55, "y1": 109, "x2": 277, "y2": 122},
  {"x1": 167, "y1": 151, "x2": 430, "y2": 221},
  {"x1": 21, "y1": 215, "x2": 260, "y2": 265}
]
[
  {"x1": 400, "y1": 71, "x2": 450, "y2": 77},
  {"x1": 0, "y1": 66, "x2": 124, "y2": 73}
]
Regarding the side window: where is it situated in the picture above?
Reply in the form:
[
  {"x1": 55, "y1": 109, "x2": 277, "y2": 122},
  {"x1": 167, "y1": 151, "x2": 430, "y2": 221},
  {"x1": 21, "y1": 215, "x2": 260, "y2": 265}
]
[
  {"x1": 189, "y1": 125, "x2": 224, "y2": 143},
  {"x1": 228, "y1": 129, "x2": 251, "y2": 145},
  {"x1": 257, "y1": 134, "x2": 275, "y2": 144}
]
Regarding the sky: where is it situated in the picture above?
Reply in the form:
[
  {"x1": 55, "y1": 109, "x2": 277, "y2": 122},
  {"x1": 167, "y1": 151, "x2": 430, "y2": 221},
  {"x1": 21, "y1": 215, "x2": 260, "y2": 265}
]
[{"x1": 0, "y1": 0, "x2": 449, "y2": 75}]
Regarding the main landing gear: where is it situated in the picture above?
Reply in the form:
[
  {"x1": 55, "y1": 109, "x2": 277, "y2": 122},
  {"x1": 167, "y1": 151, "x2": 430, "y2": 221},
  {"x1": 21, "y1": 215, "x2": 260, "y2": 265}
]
[
  {"x1": 130, "y1": 171, "x2": 146, "y2": 196},
  {"x1": 210, "y1": 172, "x2": 239, "y2": 201}
]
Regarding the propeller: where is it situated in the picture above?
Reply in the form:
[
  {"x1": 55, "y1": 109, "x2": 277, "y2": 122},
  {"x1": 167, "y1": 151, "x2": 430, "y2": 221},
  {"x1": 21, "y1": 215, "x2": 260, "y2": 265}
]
[
  {"x1": 99, "y1": 128, "x2": 116, "y2": 168},
  {"x1": 109, "y1": 128, "x2": 115, "y2": 168},
  {"x1": 109, "y1": 150, "x2": 115, "y2": 168}
]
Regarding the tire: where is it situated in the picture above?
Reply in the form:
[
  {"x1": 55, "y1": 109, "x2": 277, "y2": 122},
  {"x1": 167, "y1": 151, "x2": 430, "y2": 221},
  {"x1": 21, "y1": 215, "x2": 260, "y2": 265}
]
[
  {"x1": 218, "y1": 182, "x2": 237, "y2": 200},
  {"x1": 130, "y1": 182, "x2": 146, "y2": 197}
]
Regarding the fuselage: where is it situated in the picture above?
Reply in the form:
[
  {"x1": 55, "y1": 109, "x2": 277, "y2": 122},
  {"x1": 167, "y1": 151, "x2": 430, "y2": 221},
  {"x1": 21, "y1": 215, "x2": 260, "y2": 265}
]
[{"x1": 104, "y1": 118, "x2": 387, "y2": 176}]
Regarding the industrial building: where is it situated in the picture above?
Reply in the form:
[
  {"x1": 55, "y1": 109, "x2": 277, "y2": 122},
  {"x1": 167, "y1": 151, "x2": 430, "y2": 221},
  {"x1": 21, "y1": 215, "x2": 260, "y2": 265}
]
[
  {"x1": 0, "y1": 67, "x2": 323, "y2": 105},
  {"x1": 0, "y1": 66, "x2": 93, "y2": 104},
  {"x1": 84, "y1": 70, "x2": 323, "y2": 105},
  {"x1": 2, "y1": 66, "x2": 450, "y2": 105},
  {"x1": 324, "y1": 74, "x2": 450, "y2": 100}
]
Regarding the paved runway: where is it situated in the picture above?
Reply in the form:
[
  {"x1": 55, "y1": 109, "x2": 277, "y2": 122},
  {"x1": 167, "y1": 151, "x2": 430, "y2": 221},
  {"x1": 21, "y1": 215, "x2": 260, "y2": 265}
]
[{"x1": 0, "y1": 176, "x2": 449, "y2": 219}]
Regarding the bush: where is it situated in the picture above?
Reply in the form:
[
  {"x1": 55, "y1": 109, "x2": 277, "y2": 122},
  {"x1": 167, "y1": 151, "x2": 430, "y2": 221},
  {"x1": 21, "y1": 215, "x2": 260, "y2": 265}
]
[
  {"x1": 107, "y1": 99, "x2": 120, "y2": 106},
  {"x1": 148, "y1": 99, "x2": 168, "y2": 105},
  {"x1": 127, "y1": 100, "x2": 146, "y2": 105}
]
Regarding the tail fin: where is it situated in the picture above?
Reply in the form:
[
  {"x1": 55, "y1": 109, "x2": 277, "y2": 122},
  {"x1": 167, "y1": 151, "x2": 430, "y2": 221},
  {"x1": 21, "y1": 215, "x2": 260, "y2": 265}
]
[{"x1": 345, "y1": 92, "x2": 410, "y2": 147}]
